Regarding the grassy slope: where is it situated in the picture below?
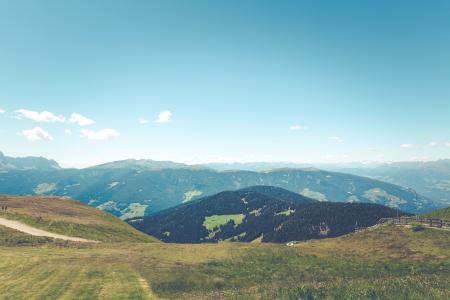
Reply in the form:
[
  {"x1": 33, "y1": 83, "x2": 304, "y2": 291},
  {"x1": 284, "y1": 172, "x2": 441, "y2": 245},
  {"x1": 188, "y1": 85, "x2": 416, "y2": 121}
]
[
  {"x1": 0, "y1": 224, "x2": 448, "y2": 299},
  {"x1": 0, "y1": 195, "x2": 158, "y2": 243},
  {"x1": 422, "y1": 207, "x2": 450, "y2": 219}
]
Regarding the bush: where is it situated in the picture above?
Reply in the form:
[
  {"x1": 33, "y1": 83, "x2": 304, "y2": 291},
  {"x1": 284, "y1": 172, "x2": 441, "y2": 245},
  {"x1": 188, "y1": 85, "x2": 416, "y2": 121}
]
[{"x1": 411, "y1": 223, "x2": 425, "y2": 232}]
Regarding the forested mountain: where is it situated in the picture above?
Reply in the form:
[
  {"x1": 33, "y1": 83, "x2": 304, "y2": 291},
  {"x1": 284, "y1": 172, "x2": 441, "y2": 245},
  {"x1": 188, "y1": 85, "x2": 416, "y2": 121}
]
[
  {"x1": 0, "y1": 158, "x2": 440, "y2": 218},
  {"x1": 130, "y1": 187, "x2": 409, "y2": 243}
]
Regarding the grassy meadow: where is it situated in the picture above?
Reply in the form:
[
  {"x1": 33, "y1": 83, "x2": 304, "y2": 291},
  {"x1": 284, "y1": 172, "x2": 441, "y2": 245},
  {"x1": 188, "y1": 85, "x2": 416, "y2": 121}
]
[{"x1": 0, "y1": 224, "x2": 448, "y2": 299}]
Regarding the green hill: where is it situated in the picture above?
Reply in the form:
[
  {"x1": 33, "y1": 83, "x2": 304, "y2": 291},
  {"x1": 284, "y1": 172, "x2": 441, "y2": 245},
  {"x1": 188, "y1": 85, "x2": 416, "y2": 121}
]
[{"x1": 0, "y1": 195, "x2": 158, "y2": 243}]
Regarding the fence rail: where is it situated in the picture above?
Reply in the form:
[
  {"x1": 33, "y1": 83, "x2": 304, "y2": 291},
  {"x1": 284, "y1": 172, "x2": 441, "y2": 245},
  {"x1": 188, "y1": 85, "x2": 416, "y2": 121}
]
[{"x1": 378, "y1": 216, "x2": 450, "y2": 229}]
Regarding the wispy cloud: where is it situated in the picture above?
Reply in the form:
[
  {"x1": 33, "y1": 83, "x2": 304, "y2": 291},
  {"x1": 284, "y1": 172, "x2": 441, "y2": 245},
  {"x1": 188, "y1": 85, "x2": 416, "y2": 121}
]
[
  {"x1": 21, "y1": 127, "x2": 54, "y2": 141},
  {"x1": 156, "y1": 110, "x2": 172, "y2": 123},
  {"x1": 69, "y1": 113, "x2": 94, "y2": 126},
  {"x1": 429, "y1": 142, "x2": 438, "y2": 147},
  {"x1": 329, "y1": 136, "x2": 344, "y2": 143},
  {"x1": 289, "y1": 124, "x2": 307, "y2": 131},
  {"x1": 139, "y1": 118, "x2": 149, "y2": 124},
  {"x1": 17, "y1": 109, "x2": 65, "y2": 123},
  {"x1": 64, "y1": 129, "x2": 72, "y2": 135},
  {"x1": 446, "y1": 142, "x2": 450, "y2": 148},
  {"x1": 0, "y1": 108, "x2": 5, "y2": 114},
  {"x1": 400, "y1": 143, "x2": 415, "y2": 149},
  {"x1": 80, "y1": 129, "x2": 119, "y2": 140}
]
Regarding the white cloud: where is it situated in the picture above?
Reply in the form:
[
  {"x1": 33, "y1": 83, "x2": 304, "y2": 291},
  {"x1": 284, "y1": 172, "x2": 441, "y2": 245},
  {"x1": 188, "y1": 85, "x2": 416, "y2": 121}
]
[
  {"x1": 0, "y1": 108, "x2": 5, "y2": 114},
  {"x1": 429, "y1": 142, "x2": 438, "y2": 147},
  {"x1": 446, "y1": 142, "x2": 450, "y2": 147},
  {"x1": 69, "y1": 113, "x2": 94, "y2": 126},
  {"x1": 64, "y1": 129, "x2": 72, "y2": 135},
  {"x1": 289, "y1": 125, "x2": 307, "y2": 131},
  {"x1": 21, "y1": 127, "x2": 53, "y2": 141},
  {"x1": 80, "y1": 129, "x2": 119, "y2": 141},
  {"x1": 17, "y1": 109, "x2": 65, "y2": 123},
  {"x1": 139, "y1": 118, "x2": 149, "y2": 124},
  {"x1": 329, "y1": 136, "x2": 344, "y2": 143},
  {"x1": 156, "y1": 110, "x2": 172, "y2": 123},
  {"x1": 400, "y1": 143, "x2": 415, "y2": 149}
]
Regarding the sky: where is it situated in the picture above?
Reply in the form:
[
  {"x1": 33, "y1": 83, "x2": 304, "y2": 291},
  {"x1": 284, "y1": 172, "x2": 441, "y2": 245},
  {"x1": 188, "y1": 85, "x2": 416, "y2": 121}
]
[{"x1": 0, "y1": 0, "x2": 449, "y2": 168}]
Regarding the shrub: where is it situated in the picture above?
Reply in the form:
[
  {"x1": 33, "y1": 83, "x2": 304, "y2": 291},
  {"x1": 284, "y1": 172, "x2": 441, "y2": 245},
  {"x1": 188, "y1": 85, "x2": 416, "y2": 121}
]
[{"x1": 411, "y1": 223, "x2": 425, "y2": 232}]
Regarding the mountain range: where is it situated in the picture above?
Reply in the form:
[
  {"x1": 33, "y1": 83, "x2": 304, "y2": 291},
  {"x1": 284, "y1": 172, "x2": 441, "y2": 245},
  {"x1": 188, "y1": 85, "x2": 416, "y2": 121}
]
[{"x1": 0, "y1": 153, "x2": 445, "y2": 218}]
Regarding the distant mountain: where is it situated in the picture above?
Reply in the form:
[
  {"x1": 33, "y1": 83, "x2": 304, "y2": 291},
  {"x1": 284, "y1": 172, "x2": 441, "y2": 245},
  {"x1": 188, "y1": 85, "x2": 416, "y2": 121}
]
[
  {"x1": 90, "y1": 159, "x2": 198, "y2": 171},
  {"x1": 130, "y1": 187, "x2": 409, "y2": 243},
  {"x1": 0, "y1": 161, "x2": 439, "y2": 218},
  {"x1": 0, "y1": 151, "x2": 60, "y2": 171},
  {"x1": 203, "y1": 162, "x2": 311, "y2": 171},
  {"x1": 203, "y1": 161, "x2": 381, "y2": 172},
  {"x1": 339, "y1": 160, "x2": 450, "y2": 207}
]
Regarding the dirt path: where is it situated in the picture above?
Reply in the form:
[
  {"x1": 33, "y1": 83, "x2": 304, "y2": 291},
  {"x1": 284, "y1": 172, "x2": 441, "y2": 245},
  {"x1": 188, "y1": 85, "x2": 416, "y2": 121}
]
[
  {"x1": 0, "y1": 217, "x2": 98, "y2": 243},
  {"x1": 138, "y1": 275, "x2": 162, "y2": 300}
]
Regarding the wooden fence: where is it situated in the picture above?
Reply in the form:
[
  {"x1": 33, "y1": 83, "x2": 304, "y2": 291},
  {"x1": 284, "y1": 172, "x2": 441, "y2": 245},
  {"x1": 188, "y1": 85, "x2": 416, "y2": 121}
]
[{"x1": 378, "y1": 216, "x2": 450, "y2": 230}]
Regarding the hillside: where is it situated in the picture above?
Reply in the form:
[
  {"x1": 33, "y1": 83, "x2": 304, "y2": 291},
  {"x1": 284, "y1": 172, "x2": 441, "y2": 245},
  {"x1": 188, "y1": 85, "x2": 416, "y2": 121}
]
[
  {"x1": 0, "y1": 195, "x2": 158, "y2": 243},
  {"x1": 422, "y1": 207, "x2": 450, "y2": 219},
  {"x1": 0, "y1": 160, "x2": 439, "y2": 218},
  {"x1": 130, "y1": 187, "x2": 409, "y2": 243}
]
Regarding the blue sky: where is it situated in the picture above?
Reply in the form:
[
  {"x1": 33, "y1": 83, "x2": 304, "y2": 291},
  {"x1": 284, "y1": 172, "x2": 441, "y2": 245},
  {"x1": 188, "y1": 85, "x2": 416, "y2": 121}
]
[{"x1": 0, "y1": 0, "x2": 449, "y2": 167}]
